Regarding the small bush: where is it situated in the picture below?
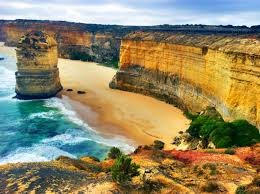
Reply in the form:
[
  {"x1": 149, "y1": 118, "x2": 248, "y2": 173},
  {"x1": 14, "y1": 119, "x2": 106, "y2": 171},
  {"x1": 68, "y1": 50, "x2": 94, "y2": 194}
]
[
  {"x1": 253, "y1": 176, "x2": 260, "y2": 187},
  {"x1": 186, "y1": 112, "x2": 260, "y2": 148},
  {"x1": 206, "y1": 150, "x2": 220, "y2": 154},
  {"x1": 202, "y1": 163, "x2": 217, "y2": 171},
  {"x1": 236, "y1": 185, "x2": 246, "y2": 194},
  {"x1": 201, "y1": 181, "x2": 220, "y2": 192},
  {"x1": 197, "y1": 170, "x2": 204, "y2": 176},
  {"x1": 105, "y1": 57, "x2": 119, "y2": 68},
  {"x1": 210, "y1": 169, "x2": 217, "y2": 176},
  {"x1": 70, "y1": 51, "x2": 94, "y2": 61},
  {"x1": 193, "y1": 165, "x2": 199, "y2": 172},
  {"x1": 108, "y1": 147, "x2": 122, "y2": 159},
  {"x1": 111, "y1": 155, "x2": 140, "y2": 184},
  {"x1": 152, "y1": 140, "x2": 165, "y2": 150},
  {"x1": 224, "y1": 148, "x2": 236, "y2": 155},
  {"x1": 184, "y1": 111, "x2": 198, "y2": 120}
]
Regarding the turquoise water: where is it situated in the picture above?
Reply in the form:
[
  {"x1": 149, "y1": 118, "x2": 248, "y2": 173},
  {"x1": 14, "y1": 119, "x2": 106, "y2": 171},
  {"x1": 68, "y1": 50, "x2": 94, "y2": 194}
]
[{"x1": 0, "y1": 50, "x2": 134, "y2": 164}]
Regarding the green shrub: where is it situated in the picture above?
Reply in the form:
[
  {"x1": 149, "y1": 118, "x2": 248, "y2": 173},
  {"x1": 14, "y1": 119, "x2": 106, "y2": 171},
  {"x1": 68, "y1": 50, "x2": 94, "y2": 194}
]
[
  {"x1": 201, "y1": 181, "x2": 220, "y2": 192},
  {"x1": 231, "y1": 120, "x2": 260, "y2": 147},
  {"x1": 105, "y1": 57, "x2": 119, "y2": 68},
  {"x1": 108, "y1": 147, "x2": 122, "y2": 159},
  {"x1": 202, "y1": 163, "x2": 217, "y2": 171},
  {"x1": 187, "y1": 113, "x2": 260, "y2": 148},
  {"x1": 210, "y1": 169, "x2": 217, "y2": 176},
  {"x1": 236, "y1": 185, "x2": 246, "y2": 194},
  {"x1": 70, "y1": 51, "x2": 94, "y2": 61},
  {"x1": 111, "y1": 155, "x2": 140, "y2": 184},
  {"x1": 152, "y1": 140, "x2": 165, "y2": 150},
  {"x1": 252, "y1": 176, "x2": 260, "y2": 187},
  {"x1": 197, "y1": 169, "x2": 204, "y2": 176},
  {"x1": 184, "y1": 111, "x2": 198, "y2": 120},
  {"x1": 224, "y1": 148, "x2": 236, "y2": 155},
  {"x1": 193, "y1": 165, "x2": 199, "y2": 172}
]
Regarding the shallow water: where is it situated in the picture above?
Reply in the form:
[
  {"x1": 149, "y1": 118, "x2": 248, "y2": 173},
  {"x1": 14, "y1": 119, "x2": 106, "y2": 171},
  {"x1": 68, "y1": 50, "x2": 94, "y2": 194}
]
[{"x1": 0, "y1": 50, "x2": 134, "y2": 164}]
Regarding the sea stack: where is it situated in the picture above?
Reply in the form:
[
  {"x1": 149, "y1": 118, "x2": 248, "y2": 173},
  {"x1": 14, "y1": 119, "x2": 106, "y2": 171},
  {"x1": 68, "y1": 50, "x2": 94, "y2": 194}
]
[{"x1": 15, "y1": 31, "x2": 62, "y2": 99}]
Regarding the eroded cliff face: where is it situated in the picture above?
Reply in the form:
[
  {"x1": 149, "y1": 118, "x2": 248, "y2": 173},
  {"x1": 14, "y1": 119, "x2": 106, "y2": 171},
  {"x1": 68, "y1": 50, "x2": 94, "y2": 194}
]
[
  {"x1": 2, "y1": 21, "x2": 121, "y2": 63},
  {"x1": 15, "y1": 31, "x2": 62, "y2": 99},
  {"x1": 2, "y1": 20, "x2": 260, "y2": 65},
  {"x1": 110, "y1": 32, "x2": 260, "y2": 128}
]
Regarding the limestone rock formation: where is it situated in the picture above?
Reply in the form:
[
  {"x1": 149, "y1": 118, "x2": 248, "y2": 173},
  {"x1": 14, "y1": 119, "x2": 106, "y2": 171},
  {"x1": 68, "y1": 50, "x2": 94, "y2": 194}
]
[
  {"x1": 15, "y1": 31, "x2": 62, "y2": 99},
  {"x1": 1, "y1": 20, "x2": 260, "y2": 65},
  {"x1": 110, "y1": 32, "x2": 260, "y2": 128}
]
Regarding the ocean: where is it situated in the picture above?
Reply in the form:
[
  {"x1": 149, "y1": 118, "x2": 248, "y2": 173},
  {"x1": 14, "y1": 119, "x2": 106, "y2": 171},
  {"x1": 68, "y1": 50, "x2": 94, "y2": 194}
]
[{"x1": 0, "y1": 48, "x2": 134, "y2": 164}]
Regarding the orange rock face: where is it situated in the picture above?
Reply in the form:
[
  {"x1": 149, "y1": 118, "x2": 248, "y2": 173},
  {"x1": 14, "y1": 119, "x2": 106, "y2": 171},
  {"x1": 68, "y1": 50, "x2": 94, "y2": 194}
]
[
  {"x1": 2, "y1": 21, "x2": 120, "y2": 63},
  {"x1": 111, "y1": 32, "x2": 260, "y2": 128},
  {"x1": 15, "y1": 31, "x2": 62, "y2": 99}
]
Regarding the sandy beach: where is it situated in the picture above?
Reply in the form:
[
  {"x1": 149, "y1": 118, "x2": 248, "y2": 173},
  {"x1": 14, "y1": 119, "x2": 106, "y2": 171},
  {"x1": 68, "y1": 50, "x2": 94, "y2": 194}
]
[
  {"x1": 58, "y1": 59, "x2": 190, "y2": 150},
  {"x1": 0, "y1": 41, "x2": 190, "y2": 150}
]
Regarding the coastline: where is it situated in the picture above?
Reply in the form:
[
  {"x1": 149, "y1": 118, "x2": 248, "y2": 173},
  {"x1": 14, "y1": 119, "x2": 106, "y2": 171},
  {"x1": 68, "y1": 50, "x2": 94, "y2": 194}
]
[
  {"x1": 58, "y1": 59, "x2": 190, "y2": 150},
  {"x1": 0, "y1": 42, "x2": 190, "y2": 151}
]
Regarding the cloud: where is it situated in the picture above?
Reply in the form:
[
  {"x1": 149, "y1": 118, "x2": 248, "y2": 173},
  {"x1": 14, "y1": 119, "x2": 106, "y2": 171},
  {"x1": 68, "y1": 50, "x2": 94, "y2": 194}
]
[{"x1": 0, "y1": 0, "x2": 259, "y2": 26}]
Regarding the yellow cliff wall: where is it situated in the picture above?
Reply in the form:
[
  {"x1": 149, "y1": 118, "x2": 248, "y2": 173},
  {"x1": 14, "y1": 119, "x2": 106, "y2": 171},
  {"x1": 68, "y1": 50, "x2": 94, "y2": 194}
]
[
  {"x1": 111, "y1": 33, "x2": 260, "y2": 128},
  {"x1": 2, "y1": 23, "x2": 118, "y2": 63}
]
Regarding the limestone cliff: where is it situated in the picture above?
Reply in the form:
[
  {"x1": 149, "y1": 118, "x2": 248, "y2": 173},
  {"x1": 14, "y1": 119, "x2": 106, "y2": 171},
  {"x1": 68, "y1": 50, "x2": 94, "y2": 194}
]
[
  {"x1": 15, "y1": 31, "x2": 62, "y2": 99},
  {"x1": 110, "y1": 32, "x2": 260, "y2": 128},
  {"x1": 1, "y1": 20, "x2": 124, "y2": 64},
  {"x1": 2, "y1": 20, "x2": 260, "y2": 65}
]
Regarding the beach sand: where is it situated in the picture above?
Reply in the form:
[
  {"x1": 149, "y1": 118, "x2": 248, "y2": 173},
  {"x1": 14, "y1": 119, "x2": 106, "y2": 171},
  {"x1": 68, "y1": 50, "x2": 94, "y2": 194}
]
[
  {"x1": 0, "y1": 41, "x2": 190, "y2": 150},
  {"x1": 58, "y1": 59, "x2": 190, "y2": 150}
]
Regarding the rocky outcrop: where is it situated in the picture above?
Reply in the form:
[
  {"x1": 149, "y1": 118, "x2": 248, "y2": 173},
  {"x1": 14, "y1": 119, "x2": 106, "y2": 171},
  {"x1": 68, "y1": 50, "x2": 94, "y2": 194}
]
[
  {"x1": 0, "y1": 145, "x2": 259, "y2": 193},
  {"x1": 110, "y1": 32, "x2": 260, "y2": 128},
  {"x1": 15, "y1": 31, "x2": 62, "y2": 99}
]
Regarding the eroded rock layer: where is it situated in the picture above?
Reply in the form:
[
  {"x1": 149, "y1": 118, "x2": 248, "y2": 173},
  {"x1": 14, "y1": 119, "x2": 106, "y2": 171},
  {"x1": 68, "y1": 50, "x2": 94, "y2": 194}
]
[
  {"x1": 2, "y1": 20, "x2": 260, "y2": 65},
  {"x1": 110, "y1": 32, "x2": 260, "y2": 128},
  {"x1": 0, "y1": 20, "x2": 129, "y2": 64},
  {"x1": 15, "y1": 31, "x2": 62, "y2": 99}
]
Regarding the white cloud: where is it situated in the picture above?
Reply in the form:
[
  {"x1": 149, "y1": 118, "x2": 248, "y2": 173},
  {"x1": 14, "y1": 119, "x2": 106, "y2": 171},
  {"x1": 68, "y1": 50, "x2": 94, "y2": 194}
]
[{"x1": 0, "y1": 0, "x2": 259, "y2": 26}]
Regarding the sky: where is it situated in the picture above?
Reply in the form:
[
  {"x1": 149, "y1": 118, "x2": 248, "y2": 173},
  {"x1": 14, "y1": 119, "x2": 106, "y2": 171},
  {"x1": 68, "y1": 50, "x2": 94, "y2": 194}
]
[{"x1": 0, "y1": 0, "x2": 259, "y2": 26}]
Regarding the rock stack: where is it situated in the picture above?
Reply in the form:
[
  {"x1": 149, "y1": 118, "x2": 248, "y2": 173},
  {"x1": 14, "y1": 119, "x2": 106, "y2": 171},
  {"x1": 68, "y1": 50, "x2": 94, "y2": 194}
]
[{"x1": 15, "y1": 31, "x2": 62, "y2": 99}]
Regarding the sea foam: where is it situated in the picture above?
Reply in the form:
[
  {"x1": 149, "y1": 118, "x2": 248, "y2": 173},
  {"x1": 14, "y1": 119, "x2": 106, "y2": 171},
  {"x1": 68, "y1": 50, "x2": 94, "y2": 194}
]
[{"x1": 0, "y1": 145, "x2": 76, "y2": 164}]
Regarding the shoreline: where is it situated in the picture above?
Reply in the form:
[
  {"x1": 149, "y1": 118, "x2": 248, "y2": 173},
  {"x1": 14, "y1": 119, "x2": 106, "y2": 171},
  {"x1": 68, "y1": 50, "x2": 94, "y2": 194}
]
[
  {"x1": 58, "y1": 59, "x2": 190, "y2": 150},
  {"x1": 0, "y1": 42, "x2": 190, "y2": 151}
]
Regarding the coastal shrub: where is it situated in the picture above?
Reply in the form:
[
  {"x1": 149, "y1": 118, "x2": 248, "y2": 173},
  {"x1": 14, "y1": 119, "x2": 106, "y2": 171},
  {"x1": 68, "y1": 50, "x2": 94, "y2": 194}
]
[
  {"x1": 111, "y1": 154, "x2": 140, "y2": 184},
  {"x1": 231, "y1": 120, "x2": 260, "y2": 147},
  {"x1": 202, "y1": 163, "x2": 217, "y2": 172},
  {"x1": 152, "y1": 140, "x2": 165, "y2": 150},
  {"x1": 184, "y1": 111, "x2": 198, "y2": 120},
  {"x1": 253, "y1": 176, "x2": 260, "y2": 187},
  {"x1": 224, "y1": 148, "x2": 236, "y2": 155},
  {"x1": 70, "y1": 51, "x2": 94, "y2": 61},
  {"x1": 201, "y1": 181, "x2": 220, "y2": 192},
  {"x1": 105, "y1": 57, "x2": 119, "y2": 68},
  {"x1": 187, "y1": 113, "x2": 260, "y2": 148},
  {"x1": 201, "y1": 163, "x2": 218, "y2": 176},
  {"x1": 108, "y1": 147, "x2": 122, "y2": 159},
  {"x1": 236, "y1": 185, "x2": 246, "y2": 194}
]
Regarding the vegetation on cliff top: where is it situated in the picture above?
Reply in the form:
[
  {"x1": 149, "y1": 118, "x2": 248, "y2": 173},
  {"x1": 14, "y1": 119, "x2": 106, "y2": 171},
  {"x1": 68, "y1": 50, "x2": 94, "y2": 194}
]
[
  {"x1": 108, "y1": 147, "x2": 122, "y2": 159},
  {"x1": 70, "y1": 51, "x2": 95, "y2": 62},
  {"x1": 186, "y1": 109, "x2": 260, "y2": 148},
  {"x1": 111, "y1": 153, "x2": 140, "y2": 185}
]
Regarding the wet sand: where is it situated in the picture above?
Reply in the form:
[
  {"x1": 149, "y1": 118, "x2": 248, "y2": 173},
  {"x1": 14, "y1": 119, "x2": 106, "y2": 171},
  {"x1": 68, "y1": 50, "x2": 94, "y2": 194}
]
[{"x1": 58, "y1": 59, "x2": 190, "y2": 150}]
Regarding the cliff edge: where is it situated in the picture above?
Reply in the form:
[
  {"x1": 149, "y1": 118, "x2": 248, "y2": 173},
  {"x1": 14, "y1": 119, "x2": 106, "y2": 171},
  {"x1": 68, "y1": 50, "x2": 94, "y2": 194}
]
[{"x1": 110, "y1": 32, "x2": 260, "y2": 128}]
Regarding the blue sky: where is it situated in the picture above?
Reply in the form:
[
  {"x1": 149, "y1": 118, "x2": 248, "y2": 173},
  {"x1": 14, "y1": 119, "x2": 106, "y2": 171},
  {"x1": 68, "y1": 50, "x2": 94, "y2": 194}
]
[{"x1": 0, "y1": 0, "x2": 259, "y2": 26}]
